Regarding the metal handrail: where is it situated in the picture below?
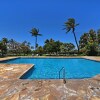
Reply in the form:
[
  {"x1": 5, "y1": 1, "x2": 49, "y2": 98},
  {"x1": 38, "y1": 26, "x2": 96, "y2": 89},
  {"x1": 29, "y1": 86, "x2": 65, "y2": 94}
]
[
  {"x1": 59, "y1": 67, "x2": 66, "y2": 84},
  {"x1": 59, "y1": 67, "x2": 64, "y2": 79}
]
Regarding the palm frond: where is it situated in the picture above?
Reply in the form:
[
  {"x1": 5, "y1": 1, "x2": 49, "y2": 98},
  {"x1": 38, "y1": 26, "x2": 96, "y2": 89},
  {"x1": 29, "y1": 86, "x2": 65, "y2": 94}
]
[
  {"x1": 75, "y1": 23, "x2": 79, "y2": 27},
  {"x1": 64, "y1": 18, "x2": 79, "y2": 34},
  {"x1": 38, "y1": 34, "x2": 42, "y2": 36},
  {"x1": 66, "y1": 28, "x2": 71, "y2": 33},
  {"x1": 68, "y1": 18, "x2": 75, "y2": 24}
]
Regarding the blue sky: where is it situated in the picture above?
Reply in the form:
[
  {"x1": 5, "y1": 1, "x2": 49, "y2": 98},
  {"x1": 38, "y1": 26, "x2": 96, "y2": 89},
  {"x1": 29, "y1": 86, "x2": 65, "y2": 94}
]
[{"x1": 0, "y1": 0, "x2": 100, "y2": 47}]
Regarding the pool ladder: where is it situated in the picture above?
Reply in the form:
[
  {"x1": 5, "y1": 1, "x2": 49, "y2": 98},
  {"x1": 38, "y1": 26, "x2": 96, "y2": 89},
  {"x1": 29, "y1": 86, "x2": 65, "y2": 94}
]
[{"x1": 59, "y1": 67, "x2": 66, "y2": 84}]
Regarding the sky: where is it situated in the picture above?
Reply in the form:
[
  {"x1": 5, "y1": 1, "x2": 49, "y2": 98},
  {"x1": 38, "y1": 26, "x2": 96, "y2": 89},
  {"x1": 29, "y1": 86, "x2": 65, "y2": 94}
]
[{"x1": 0, "y1": 0, "x2": 100, "y2": 47}]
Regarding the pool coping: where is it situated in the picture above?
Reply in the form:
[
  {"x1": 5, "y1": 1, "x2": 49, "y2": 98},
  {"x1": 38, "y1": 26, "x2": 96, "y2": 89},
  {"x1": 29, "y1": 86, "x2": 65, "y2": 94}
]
[
  {"x1": 19, "y1": 64, "x2": 34, "y2": 79},
  {"x1": 20, "y1": 56, "x2": 100, "y2": 61}
]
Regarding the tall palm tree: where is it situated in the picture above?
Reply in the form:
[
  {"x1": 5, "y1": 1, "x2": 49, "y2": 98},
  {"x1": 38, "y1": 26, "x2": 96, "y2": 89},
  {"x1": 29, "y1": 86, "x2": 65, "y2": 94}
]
[
  {"x1": 64, "y1": 18, "x2": 79, "y2": 53},
  {"x1": 30, "y1": 28, "x2": 42, "y2": 50}
]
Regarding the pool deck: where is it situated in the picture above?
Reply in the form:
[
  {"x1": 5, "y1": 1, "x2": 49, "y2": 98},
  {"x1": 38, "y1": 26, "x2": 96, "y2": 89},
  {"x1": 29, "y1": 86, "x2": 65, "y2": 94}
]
[{"x1": 0, "y1": 56, "x2": 100, "y2": 100}]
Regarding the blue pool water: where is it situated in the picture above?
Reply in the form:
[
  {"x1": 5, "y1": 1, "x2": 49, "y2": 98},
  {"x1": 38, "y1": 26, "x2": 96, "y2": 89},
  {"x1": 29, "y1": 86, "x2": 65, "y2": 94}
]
[{"x1": 1, "y1": 58, "x2": 100, "y2": 79}]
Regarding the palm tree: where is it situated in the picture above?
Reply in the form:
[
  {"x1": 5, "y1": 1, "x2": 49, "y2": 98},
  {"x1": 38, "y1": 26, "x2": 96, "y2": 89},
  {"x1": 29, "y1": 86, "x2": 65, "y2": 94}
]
[
  {"x1": 2, "y1": 38, "x2": 8, "y2": 46},
  {"x1": 64, "y1": 18, "x2": 79, "y2": 53},
  {"x1": 30, "y1": 28, "x2": 42, "y2": 50}
]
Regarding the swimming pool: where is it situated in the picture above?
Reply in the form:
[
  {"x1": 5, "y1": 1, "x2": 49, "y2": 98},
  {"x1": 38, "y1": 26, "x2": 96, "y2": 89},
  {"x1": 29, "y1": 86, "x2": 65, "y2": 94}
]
[{"x1": 1, "y1": 58, "x2": 100, "y2": 79}]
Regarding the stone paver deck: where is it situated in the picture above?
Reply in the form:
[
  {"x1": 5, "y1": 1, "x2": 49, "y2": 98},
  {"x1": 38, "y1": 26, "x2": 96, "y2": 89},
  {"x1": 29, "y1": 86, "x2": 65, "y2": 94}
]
[
  {"x1": 0, "y1": 57, "x2": 19, "y2": 62},
  {"x1": 0, "y1": 64, "x2": 33, "y2": 79},
  {"x1": 0, "y1": 56, "x2": 100, "y2": 100},
  {"x1": 83, "y1": 56, "x2": 100, "y2": 62}
]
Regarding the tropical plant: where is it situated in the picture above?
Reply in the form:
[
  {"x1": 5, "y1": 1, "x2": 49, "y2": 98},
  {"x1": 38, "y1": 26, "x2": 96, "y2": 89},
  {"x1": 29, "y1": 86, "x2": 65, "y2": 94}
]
[
  {"x1": 30, "y1": 28, "x2": 42, "y2": 50},
  {"x1": 64, "y1": 18, "x2": 79, "y2": 53}
]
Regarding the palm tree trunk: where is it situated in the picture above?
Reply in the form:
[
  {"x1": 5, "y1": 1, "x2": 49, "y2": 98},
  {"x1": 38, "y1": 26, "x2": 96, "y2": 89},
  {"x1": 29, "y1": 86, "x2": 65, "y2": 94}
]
[
  {"x1": 73, "y1": 31, "x2": 79, "y2": 53},
  {"x1": 35, "y1": 36, "x2": 37, "y2": 50}
]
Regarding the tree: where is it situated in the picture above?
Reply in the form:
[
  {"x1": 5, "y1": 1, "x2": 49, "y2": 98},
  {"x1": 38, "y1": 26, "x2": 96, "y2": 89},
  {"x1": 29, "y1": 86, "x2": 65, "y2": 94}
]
[
  {"x1": 79, "y1": 29, "x2": 98, "y2": 56},
  {"x1": 22, "y1": 40, "x2": 27, "y2": 45},
  {"x1": 79, "y1": 33, "x2": 88, "y2": 54},
  {"x1": 97, "y1": 29, "x2": 100, "y2": 44},
  {"x1": 60, "y1": 43, "x2": 75, "y2": 55},
  {"x1": 43, "y1": 39, "x2": 54, "y2": 54},
  {"x1": 60, "y1": 43, "x2": 67, "y2": 54},
  {"x1": 8, "y1": 39, "x2": 15, "y2": 50},
  {"x1": 89, "y1": 29, "x2": 97, "y2": 42},
  {"x1": 79, "y1": 33, "x2": 88, "y2": 49},
  {"x1": 45, "y1": 39, "x2": 49, "y2": 44},
  {"x1": 86, "y1": 29, "x2": 98, "y2": 56},
  {"x1": 43, "y1": 38, "x2": 57, "y2": 54},
  {"x1": 2, "y1": 38, "x2": 8, "y2": 46},
  {"x1": 0, "y1": 42, "x2": 7, "y2": 56},
  {"x1": 36, "y1": 46, "x2": 44, "y2": 55},
  {"x1": 0, "y1": 38, "x2": 8, "y2": 56},
  {"x1": 97, "y1": 29, "x2": 100, "y2": 54},
  {"x1": 30, "y1": 28, "x2": 42, "y2": 50},
  {"x1": 53, "y1": 41, "x2": 61, "y2": 55},
  {"x1": 20, "y1": 42, "x2": 31, "y2": 56},
  {"x1": 31, "y1": 46, "x2": 34, "y2": 50},
  {"x1": 66, "y1": 43, "x2": 75, "y2": 53},
  {"x1": 64, "y1": 18, "x2": 79, "y2": 53}
]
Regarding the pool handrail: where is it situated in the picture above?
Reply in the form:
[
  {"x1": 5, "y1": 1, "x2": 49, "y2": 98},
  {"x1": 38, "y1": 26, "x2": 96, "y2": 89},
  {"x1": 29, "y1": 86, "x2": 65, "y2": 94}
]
[{"x1": 59, "y1": 67, "x2": 66, "y2": 84}]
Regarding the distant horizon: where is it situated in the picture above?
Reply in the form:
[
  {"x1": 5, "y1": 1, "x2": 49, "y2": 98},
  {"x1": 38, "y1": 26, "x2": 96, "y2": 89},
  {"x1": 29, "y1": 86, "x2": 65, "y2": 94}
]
[{"x1": 0, "y1": 0, "x2": 100, "y2": 47}]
